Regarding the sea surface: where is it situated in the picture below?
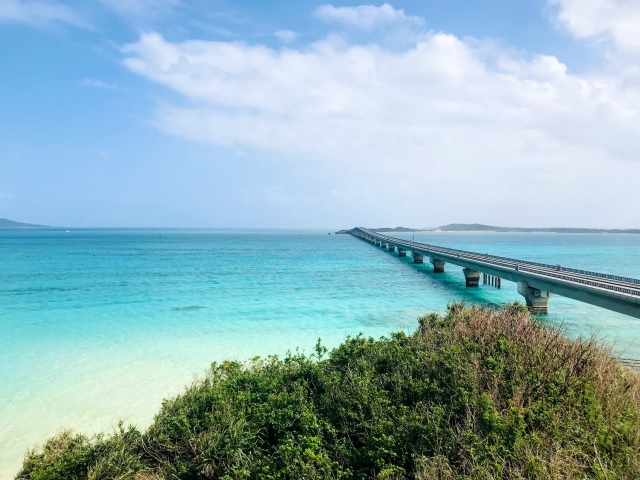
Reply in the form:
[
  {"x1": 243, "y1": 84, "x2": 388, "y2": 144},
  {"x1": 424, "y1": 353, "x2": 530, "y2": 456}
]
[{"x1": 2, "y1": 229, "x2": 640, "y2": 478}]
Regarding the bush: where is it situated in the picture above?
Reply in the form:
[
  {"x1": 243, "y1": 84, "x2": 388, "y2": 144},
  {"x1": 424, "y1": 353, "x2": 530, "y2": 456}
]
[{"x1": 17, "y1": 303, "x2": 640, "y2": 479}]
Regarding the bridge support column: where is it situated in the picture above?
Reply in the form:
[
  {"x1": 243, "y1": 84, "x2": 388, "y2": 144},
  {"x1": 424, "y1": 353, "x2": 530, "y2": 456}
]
[
  {"x1": 375, "y1": 241, "x2": 381, "y2": 246},
  {"x1": 463, "y1": 268, "x2": 481, "y2": 287},
  {"x1": 412, "y1": 252, "x2": 423, "y2": 263},
  {"x1": 398, "y1": 248, "x2": 406, "y2": 257},
  {"x1": 381, "y1": 242, "x2": 387, "y2": 248},
  {"x1": 517, "y1": 282, "x2": 552, "y2": 315},
  {"x1": 388, "y1": 245, "x2": 396, "y2": 252},
  {"x1": 430, "y1": 258, "x2": 445, "y2": 273}
]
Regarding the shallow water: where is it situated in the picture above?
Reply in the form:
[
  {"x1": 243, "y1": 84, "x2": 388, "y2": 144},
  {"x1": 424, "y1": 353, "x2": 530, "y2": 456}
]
[{"x1": 1, "y1": 229, "x2": 640, "y2": 478}]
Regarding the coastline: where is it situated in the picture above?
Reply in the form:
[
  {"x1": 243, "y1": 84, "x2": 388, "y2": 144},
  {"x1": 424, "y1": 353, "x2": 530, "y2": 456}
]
[{"x1": 4, "y1": 230, "x2": 640, "y2": 478}]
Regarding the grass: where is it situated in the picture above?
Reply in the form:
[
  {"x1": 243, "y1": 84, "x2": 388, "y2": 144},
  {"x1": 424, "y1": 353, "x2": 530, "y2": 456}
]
[{"x1": 16, "y1": 303, "x2": 640, "y2": 479}]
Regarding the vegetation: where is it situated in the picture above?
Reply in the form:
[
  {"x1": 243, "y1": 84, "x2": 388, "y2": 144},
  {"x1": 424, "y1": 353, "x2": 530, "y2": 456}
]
[{"x1": 17, "y1": 303, "x2": 640, "y2": 479}]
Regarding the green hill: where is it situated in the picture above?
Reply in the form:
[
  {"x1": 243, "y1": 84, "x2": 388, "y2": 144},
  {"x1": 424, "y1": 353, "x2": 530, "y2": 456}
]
[
  {"x1": 17, "y1": 304, "x2": 640, "y2": 479},
  {"x1": 0, "y1": 218, "x2": 49, "y2": 228}
]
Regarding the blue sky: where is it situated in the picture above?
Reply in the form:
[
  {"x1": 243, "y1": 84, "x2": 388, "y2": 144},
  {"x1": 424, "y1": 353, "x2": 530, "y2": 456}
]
[{"x1": 2, "y1": 0, "x2": 640, "y2": 228}]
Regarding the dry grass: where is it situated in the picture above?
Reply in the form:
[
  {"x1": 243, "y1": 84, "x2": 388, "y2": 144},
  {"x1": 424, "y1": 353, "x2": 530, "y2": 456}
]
[{"x1": 415, "y1": 302, "x2": 640, "y2": 479}]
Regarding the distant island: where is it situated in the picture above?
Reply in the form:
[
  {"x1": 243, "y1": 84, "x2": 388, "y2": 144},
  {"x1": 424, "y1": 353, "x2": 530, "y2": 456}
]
[
  {"x1": 436, "y1": 223, "x2": 640, "y2": 234},
  {"x1": 0, "y1": 218, "x2": 49, "y2": 228},
  {"x1": 337, "y1": 223, "x2": 640, "y2": 234},
  {"x1": 335, "y1": 227, "x2": 416, "y2": 234}
]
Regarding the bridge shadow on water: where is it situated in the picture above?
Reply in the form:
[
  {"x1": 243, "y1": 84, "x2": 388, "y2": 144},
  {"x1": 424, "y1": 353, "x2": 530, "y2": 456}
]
[{"x1": 386, "y1": 248, "x2": 518, "y2": 311}]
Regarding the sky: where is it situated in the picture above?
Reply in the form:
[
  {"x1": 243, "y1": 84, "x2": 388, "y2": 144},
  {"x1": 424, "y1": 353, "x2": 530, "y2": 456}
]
[{"x1": 1, "y1": 0, "x2": 640, "y2": 228}]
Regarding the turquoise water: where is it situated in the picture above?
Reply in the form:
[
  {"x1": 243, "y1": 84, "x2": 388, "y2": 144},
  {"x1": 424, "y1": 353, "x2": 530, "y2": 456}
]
[{"x1": 2, "y1": 229, "x2": 640, "y2": 478}]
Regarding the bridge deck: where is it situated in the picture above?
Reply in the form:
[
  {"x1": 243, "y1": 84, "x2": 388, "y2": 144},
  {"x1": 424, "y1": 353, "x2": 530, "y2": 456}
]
[{"x1": 352, "y1": 227, "x2": 640, "y2": 319}]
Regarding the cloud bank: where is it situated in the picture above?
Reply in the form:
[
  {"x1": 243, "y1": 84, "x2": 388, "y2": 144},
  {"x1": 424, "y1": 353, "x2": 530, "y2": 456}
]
[
  {"x1": 80, "y1": 78, "x2": 120, "y2": 90},
  {"x1": 275, "y1": 30, "x2": 297, "y2": 43},
  {"x1": 552, "y1": 0, "x2": 640, "y2": 54},
  {"x1": 119, "y1": 4, "x2": 640, "y2": 227},
  {"x1": 100, "y1": 0, "x2": 180, "y2": 19},
  {"x1": 314, "y1": 3, "x2": 424, "y2": 30},
  {"x1": 0, "y1": 0, "x2": 88, "y2": 28}
]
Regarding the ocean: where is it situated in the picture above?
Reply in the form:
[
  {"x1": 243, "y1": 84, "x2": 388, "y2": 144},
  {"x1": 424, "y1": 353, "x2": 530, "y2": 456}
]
[{"x1": 2, "y1": 228, "x2": 640, "y2": 478}]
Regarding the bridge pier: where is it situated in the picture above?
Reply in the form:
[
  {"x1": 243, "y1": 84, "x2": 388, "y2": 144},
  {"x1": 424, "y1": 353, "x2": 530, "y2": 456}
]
[
  {"x1": 375, "y1": 241, "x2": 381, "y2": 246},
  {"x1": 463, "y1": 268, "x2": 481, "y2": 287},
  {"x1": 381, "y1": 242, "x2": 387, "y2": 248},
  {"x1": 398, "y1": 248, "x2": 406, "y2": 257},
  {"x1": 430, "y1": 258, "x2": 445, "y2": 273},
  {"x1": 412, "y1": 252, "x2": 424, "y2": 263},
  {"x1": 388, "y1": 245, "x2": 396, "y2": 252},
  {"x1": 517, "y1": 282, "x2": 552, "y2": 315}
]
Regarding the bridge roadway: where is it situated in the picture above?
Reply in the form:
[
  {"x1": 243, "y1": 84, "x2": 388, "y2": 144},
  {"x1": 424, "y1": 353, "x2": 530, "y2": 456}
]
[{"x1": 351, "y1": 227, "x2": 640, "y2": 319}]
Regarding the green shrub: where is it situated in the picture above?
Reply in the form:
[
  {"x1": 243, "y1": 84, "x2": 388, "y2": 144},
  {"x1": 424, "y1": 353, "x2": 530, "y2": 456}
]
[{"x1": 17, "y1": 303, "x2": 640, "y2": 479}]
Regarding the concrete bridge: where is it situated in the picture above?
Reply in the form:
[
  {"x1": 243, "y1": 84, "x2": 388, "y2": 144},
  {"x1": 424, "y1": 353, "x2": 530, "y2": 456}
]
[{"x1": 351, "y1": 227, "x2": 640, "y2": 319}]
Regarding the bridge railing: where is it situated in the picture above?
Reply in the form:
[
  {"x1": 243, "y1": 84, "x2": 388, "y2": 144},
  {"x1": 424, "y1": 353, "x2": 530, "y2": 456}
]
[{"x1": 514, "y1": 265, "x2": 640, "y2": 296}]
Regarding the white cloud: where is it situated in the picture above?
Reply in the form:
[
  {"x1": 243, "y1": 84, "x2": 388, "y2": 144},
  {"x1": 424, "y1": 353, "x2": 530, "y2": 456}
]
[
  {"x1": 315, "y1": 3, "x2": 423, "y2": 30},
  {"x1": 80, "y1": 78, "x2": 119, "y2": 90},
  {"x1": 275, "y1": 30, "x2": 297, "y2": 43},
  {"x1": 0, "y1": 0, "x2": 89, "y2": 28},
  {"x1": 120, "y1": 26, "x2": 640, "y2": 226},
  {"x1": 551, "y1": 0, "x2": 640, "y2": 54},
  {"x1": 100, "y1": 0, "x2": 180, "y2": 18}
]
